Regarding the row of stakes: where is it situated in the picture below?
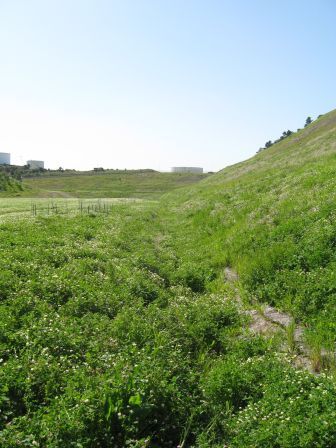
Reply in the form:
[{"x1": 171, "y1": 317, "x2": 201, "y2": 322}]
[{"x1": 31, "y1": 201, "x2": 114, "y2": 216}]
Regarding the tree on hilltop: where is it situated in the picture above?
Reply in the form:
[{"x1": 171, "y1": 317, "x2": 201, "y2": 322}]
[{"x1": 305, "y1": 116, "x2": 313, "y2": 127}]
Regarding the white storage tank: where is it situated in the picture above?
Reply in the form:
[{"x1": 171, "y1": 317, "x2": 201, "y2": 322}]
[
  {"x1": 0, "y1": 153, "x2": 11, "y2": 165},
  {"x1": 27, "y1": 160, "x2": 44, "y2": 169},
  {"x1": 171, "y1": 167, "x2": 203, "y2": 173}
]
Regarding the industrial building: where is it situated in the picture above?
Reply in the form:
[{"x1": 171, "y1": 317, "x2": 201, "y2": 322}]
[
  {"x1": 0, "y1": 153, "x2": 11, "y2": 165},
  {"x1": 27, "y1": 160, "x2": 44, "y2": 169},
  {"x1": 171, "y1": 166, "x2": 203, "y2": 173}
]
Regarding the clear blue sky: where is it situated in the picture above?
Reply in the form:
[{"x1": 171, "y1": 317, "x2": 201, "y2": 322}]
[{"x1": 0, "y1": 0, "x2": 335, "y2": 171}]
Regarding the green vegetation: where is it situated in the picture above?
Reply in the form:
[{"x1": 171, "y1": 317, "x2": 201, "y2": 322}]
[
  {"x1": 0, "y1": 198, "x2": 147, "y2": 222},
  {"x1": 0, "y1": 109, "x2": 336, "y2": 446},
  {"x1": 0, "y1": 170, "x2": 23, "y2": 193},
  {"x1": 163, "y1": 109, "x2": 336, "y2": 328},
  {"x1": 19, "y1": 170, "x2": 210, "y2": 199},
  {"x1": 305, "y1": 116, "x2": 313, "y2": 127}
]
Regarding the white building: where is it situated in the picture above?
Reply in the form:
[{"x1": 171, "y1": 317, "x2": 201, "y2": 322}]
[
  {"x1": 0, "y1": 153, "x2": 10, "y2": 165},
  {"x1": 171, "y1": 167, "x2": 203, "y2": 173},
  {"x1": 27, "y1": 160, "x2": 45, "y2": 169}
]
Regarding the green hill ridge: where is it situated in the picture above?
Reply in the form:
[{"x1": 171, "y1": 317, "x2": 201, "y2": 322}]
[{"x1": 20, "y1": 170, "x2": 210, "y2": 199}]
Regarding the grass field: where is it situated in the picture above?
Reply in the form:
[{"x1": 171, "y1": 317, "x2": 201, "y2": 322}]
[
  {"x1": 17, "y1": 170, "x2": 210, "y2": 199},
  {"x1": 0, "y1": 198, "x2": 151, "y2": 222},
  {"x1": 1, "y1": 110, "x2": 336, "y2": 447}
]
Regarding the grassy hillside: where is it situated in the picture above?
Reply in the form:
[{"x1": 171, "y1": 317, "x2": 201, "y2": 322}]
[
  {"x1": 163, "y1": 108, "x2": 336, "y2": 342},
  {"x1": 1, "y1": 110, "x2": 336, "y2": 447},
  {"x1": 20, "y1": 170, "x2": 210, "y2": 199}
]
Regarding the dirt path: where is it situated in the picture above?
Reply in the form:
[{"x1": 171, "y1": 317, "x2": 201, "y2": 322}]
[{"x1": 224, "y1": 267, "x2": 322, "y2": 374}]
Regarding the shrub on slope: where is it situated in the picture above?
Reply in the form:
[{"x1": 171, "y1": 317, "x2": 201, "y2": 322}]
[{"x1": 0, "y1": 171, "x2": 23, "y2": 193}]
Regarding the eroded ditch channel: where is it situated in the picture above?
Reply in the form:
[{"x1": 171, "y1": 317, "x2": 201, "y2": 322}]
[{"x1": 224, "y1": 267, "x2": 332, "y2": 375}]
